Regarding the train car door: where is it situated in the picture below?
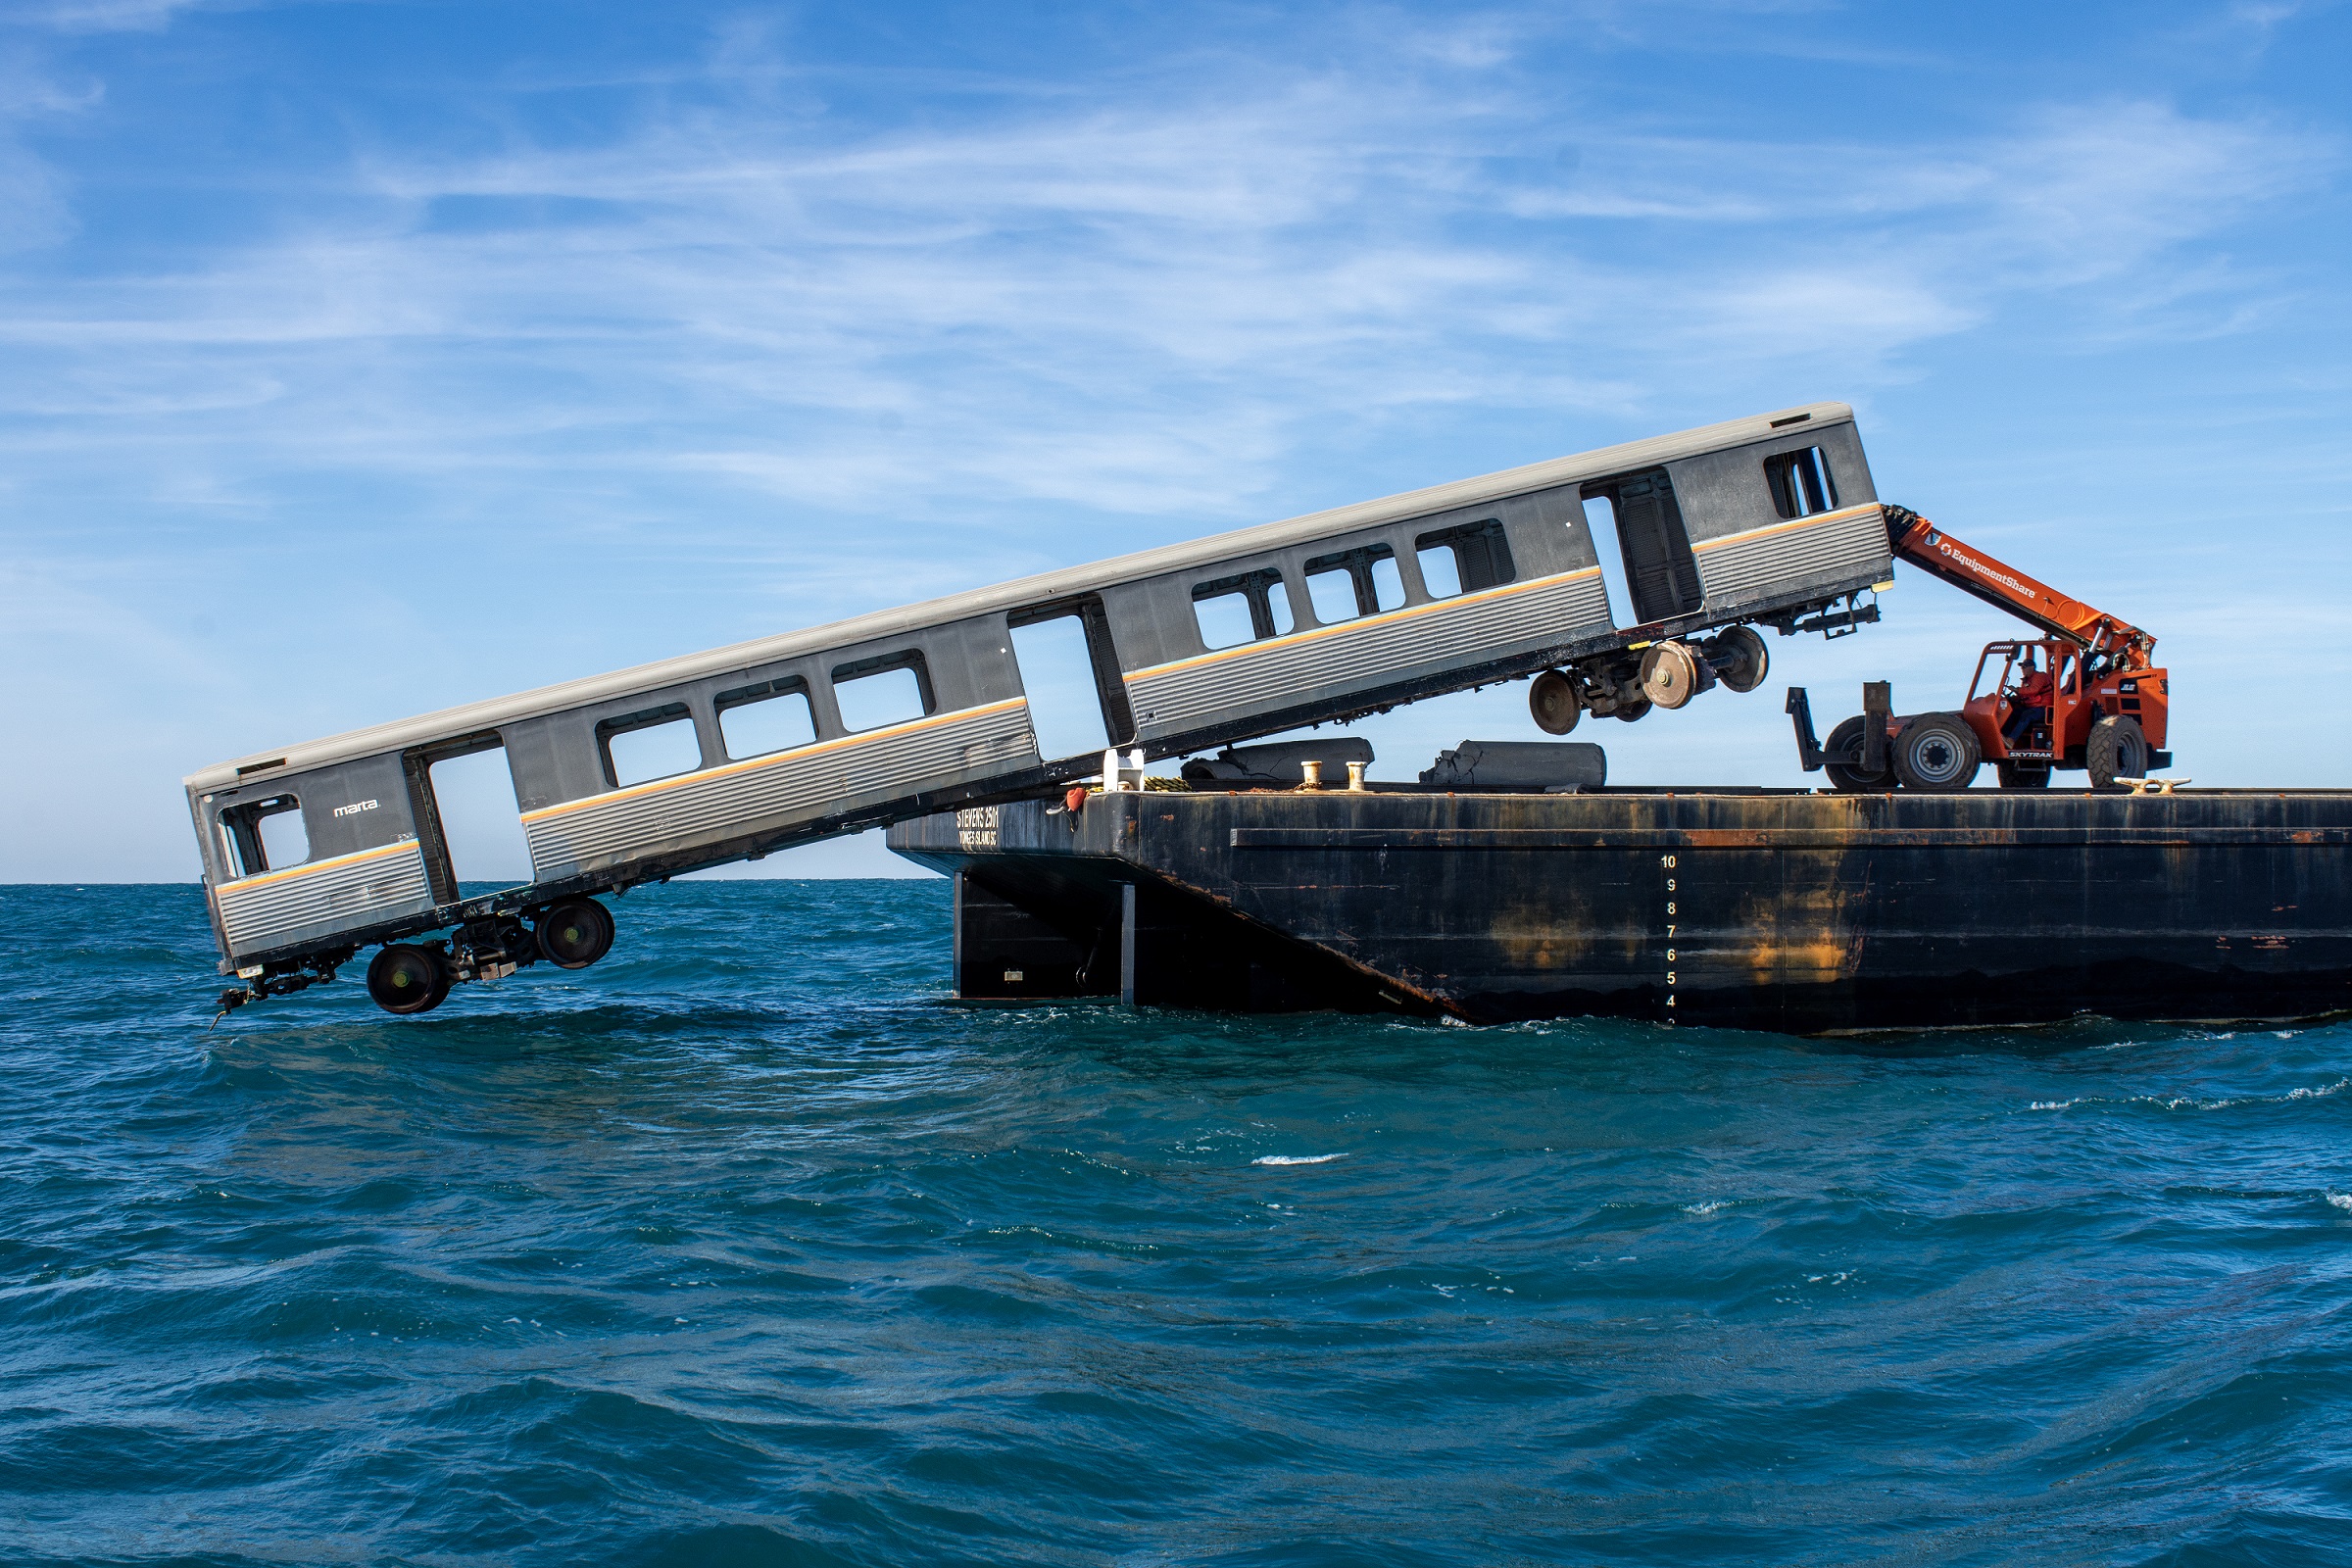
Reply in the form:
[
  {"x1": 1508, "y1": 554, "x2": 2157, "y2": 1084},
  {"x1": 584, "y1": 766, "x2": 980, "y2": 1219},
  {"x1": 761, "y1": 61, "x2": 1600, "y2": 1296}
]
[
  {"x1": 1585, "y1": 469, "x2": 1703, "y2": 624},
  {"x1": 1006, "y1": 594, "x2": 1135, "y2": 761}
]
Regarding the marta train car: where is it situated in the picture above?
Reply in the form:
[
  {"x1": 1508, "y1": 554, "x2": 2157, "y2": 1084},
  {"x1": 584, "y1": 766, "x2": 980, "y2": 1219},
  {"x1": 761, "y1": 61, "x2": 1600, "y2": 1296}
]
[{"x1": 185, "y1": 401, "x2": 1894, "y2": 1015}]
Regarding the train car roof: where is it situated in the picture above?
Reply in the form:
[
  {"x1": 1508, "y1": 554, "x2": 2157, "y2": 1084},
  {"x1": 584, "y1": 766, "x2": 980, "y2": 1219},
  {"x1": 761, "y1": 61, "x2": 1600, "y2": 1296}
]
[{"x1": 187, "y1": 401, "x2": 1854, "y2": 789}]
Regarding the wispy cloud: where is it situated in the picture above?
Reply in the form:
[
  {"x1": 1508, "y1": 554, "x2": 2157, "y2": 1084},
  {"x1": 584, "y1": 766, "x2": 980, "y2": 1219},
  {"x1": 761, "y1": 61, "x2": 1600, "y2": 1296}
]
[
  {"x1": 0, "y1": 49, "x2": 2327, "y2": 531},
  {"x1": 17, "y1": 0, "x2": 214, "y2": 33}
]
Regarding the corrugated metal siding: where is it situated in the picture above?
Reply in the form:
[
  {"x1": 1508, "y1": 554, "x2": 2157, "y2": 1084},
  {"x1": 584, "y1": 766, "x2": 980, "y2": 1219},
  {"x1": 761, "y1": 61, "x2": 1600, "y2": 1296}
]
[
  {"x1": 1692, "y1": 504, "x2": 1888, "y2": 602},
  {"x1": 523, "y1": 700, "x2": 1036, "y2": 877},
  {"x1": 1126, "y1": 570, "x2": 1611, "y2": 733},
  {"x1": 216, "y1": 842, "x2": 433, "y2": 955}
]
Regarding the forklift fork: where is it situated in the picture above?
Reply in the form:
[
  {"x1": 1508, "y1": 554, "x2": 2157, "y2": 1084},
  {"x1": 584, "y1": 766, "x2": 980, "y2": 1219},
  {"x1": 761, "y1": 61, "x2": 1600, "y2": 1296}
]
[
  {"x1": 1787, "y1": 687, "x2": 1825, "y2": 771},
  {"x1": 1788, "y1": 682, "x2": 1895, "y2": 774}
]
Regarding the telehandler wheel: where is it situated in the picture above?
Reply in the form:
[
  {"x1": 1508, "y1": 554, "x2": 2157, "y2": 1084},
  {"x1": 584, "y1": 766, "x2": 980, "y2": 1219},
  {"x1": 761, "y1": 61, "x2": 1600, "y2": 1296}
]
[
  {"x1": 1892, "y1": 712, "x2": 1981, "y2": 792},
  {"x1": 368, "y1": 944, "x2": 450, "y2": 1015},
  {"x1": 1712, "y1": 626, "x2": 1770, "y2": 694},
  {"x1": 2086, "y1": 715, "x2": 2149, "y2": 790},
  {"x1": 1529, "y1": 669, "x2": 1582, "y2": 735},
  {"x1": 1822, "y1": 715, "x2": 1896, "y2": 793},
  {"x1": 535, "y1": 898, "x2": 615, "y2": 969},
  {"x1": 1996, "y1": 761, "x2": 2052, "y2": 790},
  {"x1": 1639, "y1": 642, "x2": 1700, "y2": 710}
]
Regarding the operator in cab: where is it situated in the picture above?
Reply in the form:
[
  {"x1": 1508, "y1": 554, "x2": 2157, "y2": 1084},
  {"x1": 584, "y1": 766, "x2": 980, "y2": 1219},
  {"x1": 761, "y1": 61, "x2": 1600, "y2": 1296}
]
[{"x1": 2003, "y1": 647, "x2": 2052, "y2": 748}]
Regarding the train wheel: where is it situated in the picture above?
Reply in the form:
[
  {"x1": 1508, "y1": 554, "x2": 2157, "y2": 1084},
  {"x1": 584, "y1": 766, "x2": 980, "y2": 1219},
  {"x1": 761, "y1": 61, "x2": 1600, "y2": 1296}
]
[
  {"x1": 535, "y1": 898, "x2": 615, "y2": 969},
  {"x1": 2086, "y1": 715, "x2": 2148, "y2": 790},
  {"x1": 1639, "y1": 642, "x2": 1700, "y2": 710},
  {"x1": 1529, "y1": 669, "x2": 1582, "y2": 734},
  {"x1": 368, "y1": 944, "x2": 450, "y2": 1015},
  {"x1": 1996, "y1": 761, "x2": 2051, "y2": 790},
  {"x1": 1712, "y1": 626, "x2": 1770, "y2": 694},
  {"x1": 1822, "y1": 715, "x2": 1896, "y2": 793},
  {"x1": 1613, "y1": 697, "x2": 1652, "y2": 723}
]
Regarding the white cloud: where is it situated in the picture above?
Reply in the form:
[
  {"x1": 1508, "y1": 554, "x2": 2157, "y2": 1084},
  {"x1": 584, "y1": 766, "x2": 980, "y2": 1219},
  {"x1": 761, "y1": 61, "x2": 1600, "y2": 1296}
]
[
  {"x1": 0, "y1": 76, "x2": 2323, "y2": 525},
  {"x1": 19, "y1": 0, "x2": 213, "y2": 33}
]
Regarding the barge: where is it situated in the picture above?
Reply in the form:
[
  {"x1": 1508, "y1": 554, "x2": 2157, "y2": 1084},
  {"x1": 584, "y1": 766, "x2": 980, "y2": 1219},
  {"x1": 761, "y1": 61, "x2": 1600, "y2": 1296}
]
[{"x1": 887, "y1": 782, "x2": 2352, "y2": 1033}]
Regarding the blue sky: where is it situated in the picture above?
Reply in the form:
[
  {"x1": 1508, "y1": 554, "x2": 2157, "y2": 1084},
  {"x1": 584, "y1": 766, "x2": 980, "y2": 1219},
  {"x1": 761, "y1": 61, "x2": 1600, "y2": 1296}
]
[{"x1": 3, "y1": 0, "x2": 2346, "y2": 880}]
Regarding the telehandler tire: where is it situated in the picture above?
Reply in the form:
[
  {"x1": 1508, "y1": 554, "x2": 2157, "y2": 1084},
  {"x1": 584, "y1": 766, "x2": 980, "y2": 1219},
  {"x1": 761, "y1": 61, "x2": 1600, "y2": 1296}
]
[
  {"x1": 1823, "y1": 716, "x2": 1896, "y2": 793},
  {"x1": 2086, "y1": 715, "x2": 2149, "y2": 790},
  {"x1": 1892, "y1": 712, "x2": 1981, "y2": 792}
]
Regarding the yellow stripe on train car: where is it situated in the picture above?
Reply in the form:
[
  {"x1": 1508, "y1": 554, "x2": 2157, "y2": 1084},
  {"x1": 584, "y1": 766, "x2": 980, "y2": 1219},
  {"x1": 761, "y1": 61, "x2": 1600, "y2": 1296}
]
[
  {"x1": 519, "y1": 697, "x2": 1032, "y2": 825},
  {"x1": 1125, "y1": 566, "x2": 1605, "y2": 684},
  {"x1": 216, "y1": 838, "x2": 418, "y2": 892},
  {"x1": 1690, "y1": 503, "x2": 1883, "y2": 554}
]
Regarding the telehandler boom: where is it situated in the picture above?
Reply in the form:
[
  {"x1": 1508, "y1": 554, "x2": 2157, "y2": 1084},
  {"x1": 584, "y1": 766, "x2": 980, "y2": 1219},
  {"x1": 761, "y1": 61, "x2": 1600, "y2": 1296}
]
[{"x1": 1882, "y1": 507, "x2": 2158, "y2": 675}]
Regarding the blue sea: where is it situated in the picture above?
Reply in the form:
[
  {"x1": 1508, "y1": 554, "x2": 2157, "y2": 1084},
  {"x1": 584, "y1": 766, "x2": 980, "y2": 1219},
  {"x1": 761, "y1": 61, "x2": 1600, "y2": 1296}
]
[{"x1": 5, "y1": 880, "x2": 2350, "y2": 1566}]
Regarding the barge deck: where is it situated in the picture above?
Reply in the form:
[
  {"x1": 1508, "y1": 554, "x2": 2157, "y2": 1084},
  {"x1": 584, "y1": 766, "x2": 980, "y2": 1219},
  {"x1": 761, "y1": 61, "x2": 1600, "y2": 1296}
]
[{"x1": 886, "y1": 787, "x2": 2352, "y2": 1033}]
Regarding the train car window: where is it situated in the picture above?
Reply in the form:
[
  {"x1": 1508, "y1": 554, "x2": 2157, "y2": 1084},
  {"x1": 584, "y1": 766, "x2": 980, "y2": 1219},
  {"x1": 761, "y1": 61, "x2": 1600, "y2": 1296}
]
[
  {"x1": 256, "y1": 800, "x2": 310, "y2": 871},
  {"x1": 1764, "y1": 447, "x2": 1839, "y2": 519},
  {"x1": 219, "y1": 794, "x2": 306, "y2": 876},
  {"x1": 1194, "y1": 588, "x2": 1255, "y2": 648},
  {"x1": 1414, "y1": 519, "x2": 1515, "y2": 597},
  {"x1": 1191, "y1": 568, "x2": 1295, "y2": 649},
  {"x1": 598, "y1": 703, "x2": 702, "y2": 788},
  {"x1": 716, "y1": 679, "x2": 818, "y2": 760},
  {"x1": 1304, "y1": 543, "x2": 1405, "y2": 623},
  {"x1": 832, "y1": 652, "x2": 933, "y2": 731},
  {"x1": 1304, "y1": 564, "x2": 1360, "y2": 623},
  {"x1": 1416, "y1": 542, "x2": 1461, "y2": 598}
]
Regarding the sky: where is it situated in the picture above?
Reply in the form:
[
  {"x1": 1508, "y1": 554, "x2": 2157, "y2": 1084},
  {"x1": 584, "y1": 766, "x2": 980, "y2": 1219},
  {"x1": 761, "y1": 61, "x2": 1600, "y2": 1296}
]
[{"x1": 2, "y1": 0, "x2": 2346, "y2": 881}]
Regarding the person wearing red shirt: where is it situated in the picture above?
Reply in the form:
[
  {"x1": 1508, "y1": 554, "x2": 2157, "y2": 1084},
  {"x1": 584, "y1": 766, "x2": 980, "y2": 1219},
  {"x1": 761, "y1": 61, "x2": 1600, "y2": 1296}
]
[{"x1": 2005, "y1": 650, "x2": 2053, "y2": 747}]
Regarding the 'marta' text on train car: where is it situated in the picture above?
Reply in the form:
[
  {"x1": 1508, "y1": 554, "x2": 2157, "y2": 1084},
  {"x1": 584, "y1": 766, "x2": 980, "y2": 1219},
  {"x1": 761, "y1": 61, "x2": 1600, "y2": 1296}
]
[{"x1": 185, "y1": 402, "x2": 1892, "y2": 1015}]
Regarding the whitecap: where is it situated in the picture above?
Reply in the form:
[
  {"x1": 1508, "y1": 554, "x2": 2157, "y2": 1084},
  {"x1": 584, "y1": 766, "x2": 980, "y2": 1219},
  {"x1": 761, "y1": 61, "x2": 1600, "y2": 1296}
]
[
  {"x1": 1683, "y1": 1200, "x2": 1727, "y2": 1216},
  {"x1": 1252, "y1": 1152, "x2": 1348, "y2": 1166},
  {"x1": 2030, "y1": 1100, "x2": 2079, "y2": 1111},
  {"x1": 2328, "y1": 1193, "x2": 2352, "y2": 1212}
]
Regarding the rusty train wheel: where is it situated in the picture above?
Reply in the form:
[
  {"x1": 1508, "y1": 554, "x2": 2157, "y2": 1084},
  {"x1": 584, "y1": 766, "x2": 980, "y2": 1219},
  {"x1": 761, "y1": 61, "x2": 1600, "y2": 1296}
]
[{"x1": 1529, "y1": 669, "x2": 1582, "y2": 735}]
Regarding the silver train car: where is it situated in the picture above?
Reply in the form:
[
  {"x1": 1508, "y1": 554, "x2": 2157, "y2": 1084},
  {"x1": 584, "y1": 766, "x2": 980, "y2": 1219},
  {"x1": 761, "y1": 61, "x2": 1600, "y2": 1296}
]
[{"x1": 186, "y1": 401, "x2": 1892, "y2": 1015}]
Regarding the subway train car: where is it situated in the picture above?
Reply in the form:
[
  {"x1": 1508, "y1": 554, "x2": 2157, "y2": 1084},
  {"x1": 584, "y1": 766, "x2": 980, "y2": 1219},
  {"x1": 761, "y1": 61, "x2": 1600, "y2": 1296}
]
[{"x1": 185, "y1": 401, "x2": 1892, "y2": 1015}]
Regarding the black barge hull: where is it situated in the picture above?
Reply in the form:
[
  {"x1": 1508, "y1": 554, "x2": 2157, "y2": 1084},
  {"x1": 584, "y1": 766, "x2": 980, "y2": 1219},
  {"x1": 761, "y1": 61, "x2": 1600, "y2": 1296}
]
[{"x1": 885, "y1": 789, "x2": 2352, "y2": 1033}]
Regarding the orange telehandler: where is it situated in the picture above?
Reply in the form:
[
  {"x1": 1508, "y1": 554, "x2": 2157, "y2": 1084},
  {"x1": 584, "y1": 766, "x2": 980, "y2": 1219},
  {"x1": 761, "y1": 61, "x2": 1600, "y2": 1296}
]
[{"x1": 1788, "y1": 506, "x2": 2172, "y2": 792}]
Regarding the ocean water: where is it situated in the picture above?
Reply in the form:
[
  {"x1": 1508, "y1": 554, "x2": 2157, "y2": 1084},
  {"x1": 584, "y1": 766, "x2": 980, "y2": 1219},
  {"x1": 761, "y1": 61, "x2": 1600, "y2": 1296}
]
[{"x1": 4, "y1": 881, "x2": 2350, "y2": 1567}]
